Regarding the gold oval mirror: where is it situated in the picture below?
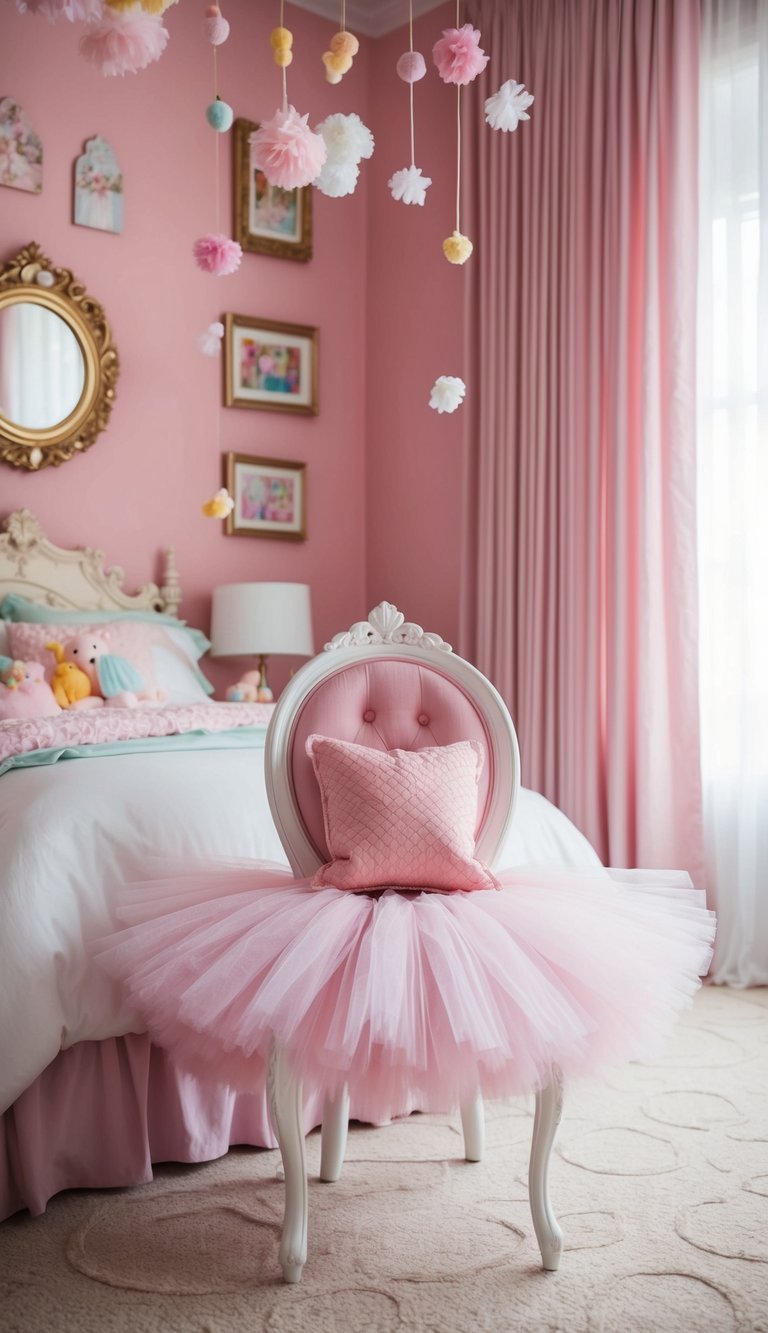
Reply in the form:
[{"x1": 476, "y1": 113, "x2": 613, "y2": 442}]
[{"x1": 0, "y1": 242, "x2": 119, "y2": 471}]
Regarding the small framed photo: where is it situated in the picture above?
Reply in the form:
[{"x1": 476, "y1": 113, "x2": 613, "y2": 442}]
[
  {"x1": 224, "y1": 452, "x2": 307, "y2": 541},
  {"x1": 224, "y1": 313, "x2": 318, "y2": 415},
  {"x1": 233, "y1": 117, "x2": 312, "y2": 262}
]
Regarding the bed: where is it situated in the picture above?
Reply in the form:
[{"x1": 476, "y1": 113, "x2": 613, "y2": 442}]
[{"x1": 0, "y1": 509, "x2": 601, "y2": 1221}]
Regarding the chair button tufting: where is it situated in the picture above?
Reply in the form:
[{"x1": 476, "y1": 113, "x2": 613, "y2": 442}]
[
  {"x1": 418, "y1": 713, "x2": 430, "y2": 726},
  {"x1": 363, "y1": 709, "x2": 376, "y2": 723}
]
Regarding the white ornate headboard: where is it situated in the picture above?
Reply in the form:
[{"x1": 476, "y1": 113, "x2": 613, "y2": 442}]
[{"x1": 0, "y1": 509, "x2": 181, "y2": 616}]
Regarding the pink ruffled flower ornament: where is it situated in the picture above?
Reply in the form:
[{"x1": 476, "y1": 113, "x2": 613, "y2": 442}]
[
  {"x1": 192, "y1": 233, "x2": 242, "y2": 276},
  {"x1": 204, "y1": 2, "x2": 229, "y2": 44},
  {"x1": 80, "y1": 6, "x2": 169, "y2": 76},
  {"x1": 250, "y1": 104, "x2": 326, "y2": 191},
  {"x1": 432, "y1": 24, "x2": 489, "y2": 85}
]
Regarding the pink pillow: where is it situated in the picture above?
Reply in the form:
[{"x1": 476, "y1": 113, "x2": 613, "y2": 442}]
[{"x1": 307, "y1": 735, "x2": 500, "y2": 893}]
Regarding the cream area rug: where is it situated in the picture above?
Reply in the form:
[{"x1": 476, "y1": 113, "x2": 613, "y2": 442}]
[{"x1": 1, "y1": 987, "x2": 767, "y2": 1333}]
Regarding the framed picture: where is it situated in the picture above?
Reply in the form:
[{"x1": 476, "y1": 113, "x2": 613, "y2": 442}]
[
  {"x1": 224, "y1": 452, "x2": 307, "y2": 541},
  {"x1": 224, "y1": 313, "x2": 318, "y2": 415},
  {"x1": 233, "y1": 117, "x2": 312, "y2": 262},
  {"x1": 73, "y1": 136, "x2": 123, "y2": 234}
]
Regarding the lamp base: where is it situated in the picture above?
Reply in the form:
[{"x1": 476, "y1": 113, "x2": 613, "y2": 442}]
[{"x1": 256, "y1": 654, "x2": 274, "y2": 703}]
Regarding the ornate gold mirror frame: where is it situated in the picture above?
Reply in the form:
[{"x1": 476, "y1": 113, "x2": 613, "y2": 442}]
[{"x1": 0, "y1": 242, "x2": 119, "y2": 471}]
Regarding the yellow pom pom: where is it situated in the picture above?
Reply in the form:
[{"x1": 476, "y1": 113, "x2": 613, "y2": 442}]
[
  {"x1": 202, "y1": 488, "x2": 234, "y2": 519},
  {"x1": 140, "y1": 0, "x2": 178, "y2": 13},
  {"x1": 324, "y1": 49, "x2": 353, "y2": 75},
  {"x1": 273, "y1": 47, "x2": 294, "y2": 67},
  {"x1": 442, "y1": 231, "x2": 474, "y2": 264},
  {"x1": 329, "y1": 30, "x2": 359, "y2": 57},
  {"x1": 103, "y1": 0, "x2": 138, "y2": 10},
  {"x1": 270, "y1": 26, "x2": 293, "y2": 49}
]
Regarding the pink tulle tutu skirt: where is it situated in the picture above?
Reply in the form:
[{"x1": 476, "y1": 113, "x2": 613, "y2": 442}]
[{"x1": 96, "y1": 862, "x2": 715, "y2": 1124}]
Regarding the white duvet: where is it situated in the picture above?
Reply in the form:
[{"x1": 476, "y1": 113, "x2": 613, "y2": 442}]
[{"x1": 0, "y1": 741, "x2": 600, "y2": 1113}]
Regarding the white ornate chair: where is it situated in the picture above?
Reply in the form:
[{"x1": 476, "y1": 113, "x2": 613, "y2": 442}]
[{"x1": 264, "y1": 602, "x2": 564, "y2": 1283}]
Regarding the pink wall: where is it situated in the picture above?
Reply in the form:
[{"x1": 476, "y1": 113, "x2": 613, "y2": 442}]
[
  {"x1": 0, "y1": 1, "x2": 370, "y2": 693},
  {"x1": 365, "y1": 3, "x2": 467, "y2": 652}
]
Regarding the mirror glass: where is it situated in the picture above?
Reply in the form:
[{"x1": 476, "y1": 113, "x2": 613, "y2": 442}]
[{"x1": 0, "y1": 301, "x2": 86, "y2": 430}]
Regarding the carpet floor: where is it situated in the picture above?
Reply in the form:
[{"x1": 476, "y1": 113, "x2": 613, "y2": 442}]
[{"x1": 1, "y1": 987, "x2": 767, "y2": 1333}]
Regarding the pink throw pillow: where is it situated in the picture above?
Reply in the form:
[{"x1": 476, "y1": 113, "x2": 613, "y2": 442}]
[{"x1": 307, "y1": 735, "x2": 500, "y2": 893}]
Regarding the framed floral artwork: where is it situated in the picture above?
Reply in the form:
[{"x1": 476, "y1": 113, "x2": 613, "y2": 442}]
[
  {"x1": 73, "y1": 136, "x2": 123, "y2": 234},
  {"x1": 0, "y1": 97, "x2": 42, "y2": 194},
  {"x1": 224, "y1": 313, "x2": 318, "y2": 415},
  {"x1": 224, "y1": 452, "x2": 307, "y2": 541},
  {"x1": 233, "y1": 117, "x2": 312, "y2": 262}
]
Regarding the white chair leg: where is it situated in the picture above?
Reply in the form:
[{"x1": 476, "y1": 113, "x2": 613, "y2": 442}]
[
  {"x1": 267, "y1": 1043, "x2": 308, "y2": 1284},
  {"x1": 460, "y1": 1092, "x2": 485, "y2": 1162},
  {"x1": 528, "y1": 1065, "x2": 564, "y2": 1271},
  {"x1": 320, "y1": 1084, "x2": 349, "y2": 1182}
]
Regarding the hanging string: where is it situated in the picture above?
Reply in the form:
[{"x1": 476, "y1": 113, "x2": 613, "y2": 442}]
[
  {"x1": 455, "y1": 0, "x2": 461, "y2": 231},
  {"x1": 340, "y1": 0, "x2": 346, "y2": 32},
  {"x1": 280, "y1": 0, "x2": 287, "y2": 105},
  {"x1": 408, "y1": 0, "x2": 415, "y2": 166}
]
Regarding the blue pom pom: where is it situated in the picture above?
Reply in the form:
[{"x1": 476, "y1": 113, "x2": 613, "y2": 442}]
[{"x1": 206, "y1": 99, "x2": 234, "y2": 132}]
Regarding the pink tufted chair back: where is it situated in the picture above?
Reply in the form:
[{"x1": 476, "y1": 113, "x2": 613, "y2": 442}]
[{"x1": 265, "y1": 603, "x2": 520, "y2": 877}]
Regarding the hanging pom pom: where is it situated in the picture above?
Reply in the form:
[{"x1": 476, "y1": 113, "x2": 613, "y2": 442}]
[
  {"x1": 314, "y1": 161, "x2": 359, "y2": 198},
  {"x1": 103, "y1": 0, "x2": 142, "y2": 11},
  {"x1": 484, "y1": 79, "x2": 534, "y2": 132},
  {"x1": 270, "y1": 25, "x2": 293, "y2": 67},
  {"x1": 442, "y1": 230, "x2": 473, "y2": 263},
  {"x1": 250, "y1": 105, "x2": 326, "y2": 190},
  {"x1": 140, "y1": 0, "x2": 179, "y2": 13},
  {"x1": 192, "y1": 233, "x2": 242, "y2": 275},
  {"x1": 389, "y1": 165, "x2": 432, "y2": 206},
  {"x1": 316, "y1": 112, "x2": 374, "y2": 165},
  {"x1": 206, "y1": 97, "x2": 234, "y2": 131},
  {"x1": 15, "y1": 0, "x2": 101, "y2": 19},
  {"x1": 198, "y1": 321, "x2": 225, "y2": 356},
  {"x1": 80, "y1": 7, "x2": 169, "y2": 76},
  {"x1": 202, "y1": 487, "x2": 234, "y2": 518},
  {"x1": 432, "y1": 24, "x2": 489, "y2": 85},
  {"x1": 329, "y1": 30, "x2": 359, "y2": 57},
  {"x1": 396, "y1": 50, "x2": 427, "y2": 82},
  {"x1": 429, "y1": 376, "x2": 466, "y2": 414},
  {"x1": 203, "y1": 2, "x2": 229, "y2": 45}
]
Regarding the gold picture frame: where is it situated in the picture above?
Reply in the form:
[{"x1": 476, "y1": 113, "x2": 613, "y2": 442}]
[
  {"x1": 233, "y1": 117, "x2": 313, "y2": 262},
  {"x1": 224, "y1": 313, "x2": 319, "y2": 416},
  {"x1": 224, "y1": 452, "x2": 307, "y2": 541}
]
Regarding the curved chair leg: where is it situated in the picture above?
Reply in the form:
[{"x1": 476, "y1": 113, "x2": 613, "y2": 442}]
[
  {"x1": 528, "y1": 1066, "x2": 564, "y2": 1271},
  {"x1": 320, "y1": 1084, "x2": 349, "y2": 1183},
  {"x1": 460, "y1": 1092, "x2": 485, "y2": 1162},
  {"x1": 267, "y1": 1044, "x2": 308, "y2": 1284}
]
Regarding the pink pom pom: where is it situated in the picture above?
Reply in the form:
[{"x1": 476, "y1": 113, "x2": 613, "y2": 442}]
[
  {"x1": 396, "y1": 50, "x2": 427, "y2": 83},
  {"x1": 80, "y1": 9, "x2": 169, "y2": 76},
  {"x1": 432, "y1": 24, "x2": 489, "y2": 85},
  {"x1": 250, "y1": 104, "x2": 326, "y2": 191},
  {"x1": 16, "y1": 0, "x2": 101, "y2": 18},
  {"x1": 204, "y1": 13, "x2": 229, "y2": 44},
  {"x1": 192, "y1": 233, "x2": 242, "y2": 276}
]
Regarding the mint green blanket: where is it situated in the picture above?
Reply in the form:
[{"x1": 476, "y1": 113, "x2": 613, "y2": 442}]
[{"x1": 0, "y1": 725, "x2": 267, "y2": 780}]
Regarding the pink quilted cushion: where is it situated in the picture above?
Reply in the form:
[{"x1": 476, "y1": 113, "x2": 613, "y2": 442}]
[{"x1": 307, "y1": 735, "x2": 500, "y2": 893}]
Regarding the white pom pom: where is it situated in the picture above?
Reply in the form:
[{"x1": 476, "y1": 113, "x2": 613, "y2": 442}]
[
  {"x1": 198, "y1": 321, "x2": 225, "y2": 356},
  {"x1": 314, "y1": 160, "x2": 359, "y2": 198},
  {"x1": 429, "y1": 376, "x2": 466, "y2": 414},
  {"x1": 388, "y1": 165, "x2": 432, "y2": 206},
  {"x1": 484, "y1": 80, "x2": 534, "y2": 132},
  {"x1": 315, "y1": 112, "x2": 374, "y2": 166}
]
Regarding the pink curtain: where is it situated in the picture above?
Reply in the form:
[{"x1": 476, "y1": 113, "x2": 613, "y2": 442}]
[{"x1": 462, "y1": 0, "x2": 705, "y2": 880}]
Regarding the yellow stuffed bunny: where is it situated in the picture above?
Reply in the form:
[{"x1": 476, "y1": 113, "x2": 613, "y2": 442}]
[{"x1": 46, "y1": 641, "x2": 95, "y2": 709}]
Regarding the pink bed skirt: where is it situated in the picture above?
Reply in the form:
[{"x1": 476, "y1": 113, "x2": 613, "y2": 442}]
[{"x1": 1, "y1": 1035, "x2": 323, "y2": 1222}]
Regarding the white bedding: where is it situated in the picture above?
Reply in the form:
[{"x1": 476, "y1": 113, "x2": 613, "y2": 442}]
[{"x1": 0, "y1": 741, "x2": 600, "y2": 1113}]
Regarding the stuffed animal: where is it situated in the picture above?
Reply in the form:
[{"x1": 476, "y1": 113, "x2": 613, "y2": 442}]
[
  {"x1": 225, "y1": 669, "x2": 274, "y2": 703},
  {"x1": 0, "y1": 658, "x2": 25, "y2": 690},
  {"x1": 54, "y1": 632, "x2": 165, "y2": 708},
  {"x1": 0, "y1": 660, "x2": 61, "y2": 721},
  {"x1": 46, "y1": 642, "x2": 102, "y2": 710}
]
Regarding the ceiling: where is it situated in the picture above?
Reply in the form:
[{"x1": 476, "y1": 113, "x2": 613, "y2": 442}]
[{"x1": 289, "y1": 0, "x2": 445, "y2": 39}]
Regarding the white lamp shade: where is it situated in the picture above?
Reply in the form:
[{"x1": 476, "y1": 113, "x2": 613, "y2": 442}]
[{"x1": 211, "y1": 583, "x2": 314, "y2": 658}]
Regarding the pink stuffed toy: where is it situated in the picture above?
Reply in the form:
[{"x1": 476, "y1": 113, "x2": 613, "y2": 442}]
[
  {"x1": 59, "y1": 632, "x2": 165, "y2": 708},
  {"x1": 225, "y1": 669, "x2": 273, "y2": 703},
  {"x1": 0, "y1": 661, "x2": 61, "y2": 721}
]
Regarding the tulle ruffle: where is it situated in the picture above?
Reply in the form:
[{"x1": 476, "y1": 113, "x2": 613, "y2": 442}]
[{"x1": 96, "y1": 861, "x2": 715, "y2": 1123}]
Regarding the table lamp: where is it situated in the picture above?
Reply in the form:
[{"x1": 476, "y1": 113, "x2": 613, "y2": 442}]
[{"x1": 211, "y1": 582, "x2": 314, "y2": 701}]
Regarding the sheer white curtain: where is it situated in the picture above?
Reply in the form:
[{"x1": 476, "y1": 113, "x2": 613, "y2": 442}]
[{"x1": 698, "y1": 0, "x2": 768, "y2": 985}]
